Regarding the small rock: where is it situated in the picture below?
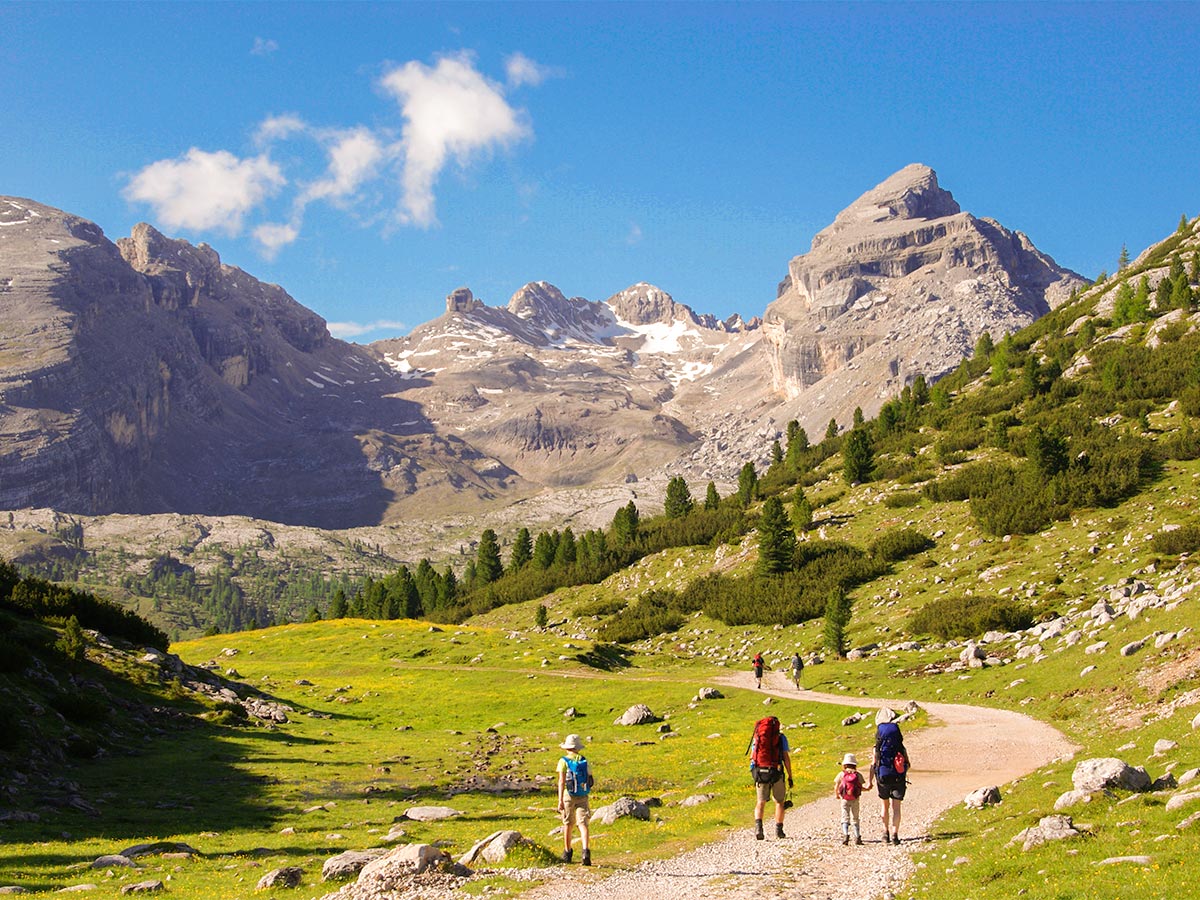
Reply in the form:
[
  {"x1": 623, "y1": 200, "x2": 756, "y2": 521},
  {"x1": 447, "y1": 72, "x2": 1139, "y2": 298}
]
[
  {"x1": 964, "y1": 786, "x2": 1001, "y2": 809},
  {"x1": 614, "y1": 704, "x2": 659, "y2": 726},
  {"x1": 321, "y1": 849, "x2": 389, "y2": 881},
  {"x1": 1011, "y1": 814, "x2": 1081, "y2": 851},
  {"x1": 1055, "y1": 790, "x2": 1094, "y2": 811},
  {"x1": 592, "y1": 796, "x2": 651, "y2": 825},
  {"x1": 1165, "y1": 791, "x2": 1200, "y2": 813},
  {"x1": 1095, "y1": 856, "x2": 1152, "y2": 866},
  {"x1": 402, "y1": 806, "x2": 464, "y2": 822},
  {"x1": 1119, "y1": 638, "x2": 1146, "y2": 657},
  {"x1": 119, "y1": 883, "x2": 164, "y2": 895},
  {"x1": 697, "y1": 687, "x2": 724, "y2": 700},
  {"x1": 1153, "y1": 739, "x2": 1178, "y2": 757},
  {"x1": 256, "y1": 867, "x2": 303, "y2": 889},
  {"x1": 679, "y1": 794, "x2": 715, "y2": 807},
  {"x1": 91, "y1": 856, "x2": 136, "y2": 869}
]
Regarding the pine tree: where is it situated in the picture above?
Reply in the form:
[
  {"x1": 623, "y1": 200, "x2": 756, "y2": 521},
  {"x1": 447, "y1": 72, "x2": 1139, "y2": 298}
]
[
  {"x1": 56, "y1": 615, "x2": 86, "y2": 663},
  {"x1": 509, "y1": 527, "x2": 533, "y2": 572},
  {"x1": 704, "y1": 481, "x2": 721, "y2": 510},
  {"x1": 329, "y1": 588, "x2": 348, "y2": 619},
  {"x1": 535, "y1": 604, "x2": 548, "y2": 628},
  {"x1": 1179, "y1": 213, "x2": 1191, "y2": 234},
  {"x1": 974, "y1": 331, "x2": 994, "y2": 360},
  {"x1": 771, "y1": 440, "x2": 784, "y2": 466},
  {"x1": 736, "y1": 462, "x2": 758, "y2": 507},
  {"x1": 304, "y1": 606, "x2": 322, "y2": 623},
  {"x1": 554, "y1": 527, "x2": 577, "y2": 567},
  {"x1": 823, "y1": 590, "x2": 851, "y2": 658},
  {"x1": 824, "y1": 418, "x2": 839, "y2": 442},
  {"x1": 664, "y1": 476, "x2": 694, "y2": 518},
  {"x1": 842, "y1": 427, "x2": 874, "y2": 484},
  {"x1": 533, "y1": 531, "x2": 558, "y2": 569},
  {"x1": 756, "y1": 496, "x2": 796, "y2": 576},
  {"x1": 1118, "y1": 243, "x2": 1130, "y2": 270},
  {"x1": 476, "y1": 529, "x2": 504, "y2": 585},
  {"x1": 1156, "y1": 276, "x2": 1174, "y2": 312},
  {"x1": 612, "y1": 502, "x2": 639, "y2": 544},
  {"x1": 852, "y1": 407, "x2": 865, "y2": 428},
  {"x1": 1189, "y1": 253, "x2": 1199, "y2": 283},
  {"x1": 1171, "y1": 272, "x2": 1194, "y2": 310},
  {"x1": 784, "y1": 422, "x2": 809, "y2": 469},
  {"x1": 791, "y1": 487, "x2": 813, "y2": 531}
]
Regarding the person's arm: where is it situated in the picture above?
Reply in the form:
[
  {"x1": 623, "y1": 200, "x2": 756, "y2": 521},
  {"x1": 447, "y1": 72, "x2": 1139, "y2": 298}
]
[
  {"x1": 867, "y1": 753, "x2": 876, "y2": 789},
  {"x1": 557, "y1": 763, "x2": 566, "y2": 810},
  {"x1": 783, "y1": 749, "x2": 793, "y2": 788}
]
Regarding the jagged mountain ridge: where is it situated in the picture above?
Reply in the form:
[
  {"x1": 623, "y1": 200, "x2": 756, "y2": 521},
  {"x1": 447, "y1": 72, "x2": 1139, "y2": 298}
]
[
  {"x1": 0, "y1": 198, "x2": 524, "y2": 528},
  {"x1": 0, "y1": 164, "x2": 1084, "y2": 528}
]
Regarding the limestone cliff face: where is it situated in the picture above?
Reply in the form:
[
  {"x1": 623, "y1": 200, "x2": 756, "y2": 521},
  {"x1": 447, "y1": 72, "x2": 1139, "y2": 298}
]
[
  {"x1": 761, "y1": 164, "x2": 1084, "y2": 423},
  {"x1": 0, "y1": 198, "x2": 522, "y2": 527}
]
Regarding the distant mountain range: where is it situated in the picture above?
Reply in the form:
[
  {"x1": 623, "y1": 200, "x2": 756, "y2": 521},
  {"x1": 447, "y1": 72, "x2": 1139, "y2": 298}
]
[{"x1": 0, "y1": 164, "x2": 1083, "y2": 528}]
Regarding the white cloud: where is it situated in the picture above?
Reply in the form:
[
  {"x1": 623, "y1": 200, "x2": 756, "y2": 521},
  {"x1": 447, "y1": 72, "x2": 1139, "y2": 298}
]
[
  {"x1": 380, "y1": 52, "x2": 530, "y2": 227},
  {"x1": 300, "y1": 127, "x2": 386, "y2": 204},
  {"x1": 626, "y1": 222, "x2": 644, "y2": 246},
  {"x1": 253, "y1": 221, "x2": 300, "y2": 257},
  {"x1": 327, "y1": 319, "x2": 409, "y2": 340},
  {"x1": 123, "y1": 148, "x2": 284, "y2": 234},
  {"x1": 251, "y1": 37, "x2": 279, "y2": 56},
  {"x1": 505, "y1": 52, "x2": 553, "y2": 88},
  {"x1": 255, "y1": 114, "x2": 308, "y2": 146}
]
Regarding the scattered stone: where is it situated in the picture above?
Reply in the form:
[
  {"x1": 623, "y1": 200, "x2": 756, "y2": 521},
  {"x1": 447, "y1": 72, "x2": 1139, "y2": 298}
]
[
  {"x1": 119, "y1": 883, "x2": 164, "y2": 895},
  {"x1": 1177, "y1": 810, "x2": 1200, "y2": 830},
  {"x1": 256, "y1": 867, "x2": 303, "y2": 889},
  {"x1": 679, "y1": 794, "x2": 715, "y2": 807},
  {"x1": 1165, "y1": 791, "x2": 1200, "y2": 813},
  {"x1": 0, "y1": 888, "x2": 29, "y2": 894},
  {"x1": 1177, "y1": 768, "x2": 1200, "y2": 787},
  {"x1": 1153, "y1": 739, "x2": 1179, "y2": 757},
  {"x1": 401, "y1": 806, "x2": 464, "y2": 822},
  {"x1": 1154, "y1": 632, "x2": 1177, "y2": 649},
  {"x1": 55, "y1": 886, "x2": 97, "y2": 893},
  {"x1": 1084, "y1": 641, "x2": 1108, "y2": 655},
  {"x1": 1011, "y1": 815, "x2": 1081, "y2": 851},
  {"x1": 563, "y1": 707, "x2": 577, "y2": 719},
  {"x1": 321, "y1": 849, "x2": 389, "y2": 881},
  {"x1": 841, "y1": 713, "x2": 864, "y2": 726},
  {"x1": 964, "y1": 786, "x2": 1001, "y2": 809},
  {"x1": 458, "y1": 830, "x2": 534, "y2": 865},
  {"x1": 1191, "y1": 711, "x2": 1200, "y2": 731},
  {"x1": 352, "y1": 844, "x2": 461, "y2": 893},
  {"x1": 1095, "y1": 856, "x2": 1152, "y2": 866},
  {"x1": 953, "y1": 856, "x2": 970, "y2": 866},
  {"x1": 592, "y1": 797, "x2": 651, "y2": 825},
  {"x1": 1054, "y1": 790, "x2": 1093, "y2": 811},
  {"x1": 614, "y1": 704, "x2": 659, "y2": 726},
  {"x1": 1119, "y1": 638, "x2": 1146, "y2": 657},
  {"x1": 91, "y1": 856, "x2": 136, "y2": 869},
  {"x1": 697, "y1": 687, "x2": 724, "y2": 700},
  {"x1": 1152, "y1": 773, "x2": 1178, "y2": 791},
  {"x1": 1080, "y1": 665, "x2": 1097, "y2": 677},
  {"x1": 1072, "y1": 758, "x2": 1151, "y2": 793},
  {"x1": 118, "y1": 842, "x2": 199, "y2": 859}
]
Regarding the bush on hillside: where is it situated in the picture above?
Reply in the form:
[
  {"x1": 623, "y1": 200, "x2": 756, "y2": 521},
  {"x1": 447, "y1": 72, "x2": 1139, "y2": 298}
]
[
  {"x1": 597, "y1": 590, "x2": 685, "y2": 644},
  {"x1": 573, "y1": 597, "x2": 628, "y2": 618},
  {"x1": 869, "y1": 528, "x2": 934, "y2": 562},
  {"x1": 1150, "y1": 525, "x2": 1200, "y2": 556},
  {"x1": 882, "y1": 491, "x2": 923, "y2": 508},
  {"x1": 909, "y1": 595, "x2": 1034, "y2": 640}
]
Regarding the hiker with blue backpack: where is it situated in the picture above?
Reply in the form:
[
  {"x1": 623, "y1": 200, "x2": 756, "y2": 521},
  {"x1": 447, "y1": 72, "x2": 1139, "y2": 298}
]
[
  {"x1": 871, "y1": 708, "x2": 911, "y2": 845},
  {"x1": 556, "y1": 733, "x2": 593, "y2": 865}
]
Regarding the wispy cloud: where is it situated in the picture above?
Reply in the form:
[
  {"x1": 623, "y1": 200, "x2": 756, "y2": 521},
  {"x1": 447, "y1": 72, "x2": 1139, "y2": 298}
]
[
  {"x1": 327, "y1": 319, "x2": 409, "y2": 340},
  {"x1": 626, "y1": 222, "x2": 644, "y2": 246},
  {"x1": 251, "y1": 37, "x2": 279, "y2": 57},
  {"x1": 124, "y1": 51, "x2": 543, "y2": 254},
  {"x1": 505, "y1": 52, "x2": 556, "y2": 88},
  {"x1": 123, "y1": 148, "x2": 284, "y2": 235},
  {"x1": 380, "y1": 52, "x2": 530, "y2": 228}
]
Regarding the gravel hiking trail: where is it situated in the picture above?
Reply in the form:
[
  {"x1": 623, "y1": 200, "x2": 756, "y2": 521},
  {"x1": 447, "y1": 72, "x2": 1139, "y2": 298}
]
[{"x1": 522, "y1": 670, "x2": 1078, "y2": 900}]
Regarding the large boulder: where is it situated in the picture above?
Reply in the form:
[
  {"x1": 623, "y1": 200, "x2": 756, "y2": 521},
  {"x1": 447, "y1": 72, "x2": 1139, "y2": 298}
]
[
  {"x1": 342, "y1": 844, "x2": 461, "y2": 896},
  {"x1": 592, "y1": 797, "x2": 651, "y2": 825},
  {"x1": 614, "y1": 704, "x2": 659, "y2": 726},
  {"x1": 963, "y1": 786, "x2": 1001, "y2": 809},
  {"x1": 257, "y1": 867, "x2": 303, "y2": 889},
  {"x1": 697, "y1": 687, "x2": 724, "y2": 700},
  {"x1": 458, "y1": 830, "x2": 536, "y2": 865},
  {"x1": 401, "y1": 806, "x2": 464, "y2": 822},
  {"x1": 1071, "y1": 758, "x2": 1152, "y2": 793},
  {"x1": 1010, "y1": 815, "x2": 1081, "y2": 851},
  {"x1": 322, "y1": 849, "x2": 389, "y2": 881}
]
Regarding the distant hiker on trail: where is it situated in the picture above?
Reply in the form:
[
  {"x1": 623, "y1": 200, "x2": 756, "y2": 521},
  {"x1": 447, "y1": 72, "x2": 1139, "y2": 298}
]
[
  {"x1": 556, "y1": 734, "x2": 593, "y2": 865},
  {"x1": 834, "y1": 753, "x2": 867, "y2": 845},
  {"x1": 748, "y1": 715, "x2": 793, "y2": 840},
  {"x1": 752, "y1": 651, "x2": 765, "y2": 688},
  {"x1": 871, "y1": 708, "x2": 910, "y2": 845},
  {"x1": 790, "y1": 652, "x2": 804, "y2": 689}
]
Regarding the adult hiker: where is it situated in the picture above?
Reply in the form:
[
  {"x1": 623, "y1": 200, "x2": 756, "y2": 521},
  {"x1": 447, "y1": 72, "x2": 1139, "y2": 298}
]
[
  {"x1": 556, "y1": 733, "x2": 593, "y2": 865},
  {"x1": 748, "y1": 714, "x2": 793, "y2": 840},
  {"x1": 789, "y1": 651, "x2": 804, "y2": 689},
  {"x1": 871, "y1": 708, "x2": 910, "y2": 844},
  {"x1": 834, "y1": 753, "x2": 866, "y2": 845},
  {"x1": 752, "y1": 651, "x2": 765, "y2": 689}
]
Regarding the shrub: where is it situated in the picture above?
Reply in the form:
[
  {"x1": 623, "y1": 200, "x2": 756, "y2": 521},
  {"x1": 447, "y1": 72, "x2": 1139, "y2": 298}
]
[
  {"x1": 909, "y1": 595, "x2": 1034, "y2": 639},
  {"x1": 882, "y1": 491, "x2": 923, "y2": 509},
  {"x1": 869, "y1": 528, "x2": 934, "y2": 562},
  {"x1": 597, "y1": 590, "x2": 685, "y2": 644},
  {"x1": 1150, "y1": 525, "x2": 1200, "y2": 556},
  {"x1": 572, "y1": 598, "x2": 628, "y2": 618}
]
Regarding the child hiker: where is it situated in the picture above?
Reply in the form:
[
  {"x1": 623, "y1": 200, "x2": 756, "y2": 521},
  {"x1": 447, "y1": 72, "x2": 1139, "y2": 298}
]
[
  {"x1": 834, "y1": 753, "x2": 868, "y2": 845},
  {"x1": 556, "y1": 734, "x2": 593, "y2": 865}
]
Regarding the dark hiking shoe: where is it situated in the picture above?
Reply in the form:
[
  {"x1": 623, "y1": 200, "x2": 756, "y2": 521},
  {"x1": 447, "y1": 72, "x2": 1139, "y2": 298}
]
[
  {"x1": 582, "y1": 849, "x2": 591, "y2": 866},
  {"x1": 755, "y1": 820, "x2": 764, "y2": 840},
  {"x1": 775, "y1": 823, "x2": 786, "y2": 839},
  {"x1": 893, "y1": 834, "x2": 901, "y2": 845},
  {"x1": 882, "y1": 831, "x2": 891, "y2": 843},
  {"x1": 562, "y1": 849, "x2": 573, "y2": 863},
  {"x1": 842, "y1": 834, "x2": 849, "y2": 845},
  {"x1": 855, "y1": 836, "x2": 863, "y2": 846}
]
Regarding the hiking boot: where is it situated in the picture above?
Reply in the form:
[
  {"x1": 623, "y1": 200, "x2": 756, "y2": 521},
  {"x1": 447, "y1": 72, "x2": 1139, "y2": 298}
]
[
  {"x1": 582, "y1": 849, "x2": 591, "y2": 866},
  {"x1": 754, "y1": 820, "x2": 764, "y2": 840},
  {"x1": 775, "y1": 823, "x2": 786, "y2": 839},
  {"x1": 882, "y1": 831, "x2": 891, "y2": 844},
  {"x1": 842, "y1": 834, "x2": 849, "y2": 846},
  {"x1": 893, "y1": 834, "x2": 901, "y2": 845},
  {"x1": 855, "y1": 836, "x2": 863, "y2": 846},
  {"x1": 562, "y1": 848, "x2": 573, "y2": 863}
]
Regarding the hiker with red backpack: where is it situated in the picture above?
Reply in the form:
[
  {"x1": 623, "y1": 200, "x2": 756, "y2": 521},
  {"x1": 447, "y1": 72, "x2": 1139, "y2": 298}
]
[
  {"x1": 752, "y1": 651, "x2": 765, "y2": 689},
  {"x1": 833, "y1": 753, "x2": 867, "y2": 845},
  {"x1": 747, "y1": 715, "x2": 793, "y2": 840},
  {"x1": 871, "y1": 708, "x2": 911, "y2": 845}
]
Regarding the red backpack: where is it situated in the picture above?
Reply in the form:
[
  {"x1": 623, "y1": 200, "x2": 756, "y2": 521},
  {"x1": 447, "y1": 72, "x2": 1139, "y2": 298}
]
[
  {"x1": 836, "y1": 770, "x2": 862, "y2": 800},
  {"x1": 750, "y1": 716, "x2": 781, "y2": 769}
]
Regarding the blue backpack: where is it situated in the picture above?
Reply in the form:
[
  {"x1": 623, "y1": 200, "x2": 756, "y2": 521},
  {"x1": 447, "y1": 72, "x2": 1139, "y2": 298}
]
[
  {"x1": 875, "y1": 722, "x2": 908, "y2": 779},
  {"x1": 562, "y1": 755, "x2": 592, "y2": 796}
]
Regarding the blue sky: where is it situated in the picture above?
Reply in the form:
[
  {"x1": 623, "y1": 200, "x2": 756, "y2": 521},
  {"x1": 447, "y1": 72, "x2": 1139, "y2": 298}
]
[{"x1": 3, "y1": 2, "x2": 1198, "y2": 341}]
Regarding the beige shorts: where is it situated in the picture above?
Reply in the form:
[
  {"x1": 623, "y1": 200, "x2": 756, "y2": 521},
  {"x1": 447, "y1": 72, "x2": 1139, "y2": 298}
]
[
  {"x1": 754, "y1": 776, "x2": 786, "y2": 804},
  {"x1": 561, "y1": 794, "x2": 590, "y2": 827}
]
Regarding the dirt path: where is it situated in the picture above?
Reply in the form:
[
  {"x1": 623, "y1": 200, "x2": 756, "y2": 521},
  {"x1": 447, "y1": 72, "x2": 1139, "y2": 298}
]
[{"x1": 521, "y1": 670, "x2": 1079, "y2": 900}]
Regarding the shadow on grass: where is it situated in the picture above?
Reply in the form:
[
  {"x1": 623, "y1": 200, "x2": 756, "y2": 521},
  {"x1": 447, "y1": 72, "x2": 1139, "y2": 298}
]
[{"x1": 573, "y1": 644, "x2": 634, "y2": 671}]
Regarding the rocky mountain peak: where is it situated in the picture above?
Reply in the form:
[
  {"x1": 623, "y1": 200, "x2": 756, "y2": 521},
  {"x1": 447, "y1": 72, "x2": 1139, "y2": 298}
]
[
  {"x1": 605, "y1": 282, "x2": 689, "y2": 327},
  {"x1": 446, "y1": 287, "x2": 482, "y2": 314},
  {"x1": 506, "y1": 281, "x2": 572, "y2": 319},
  {"x1": 814, "y1": 163, "x2": 961, "y2": 250}
]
